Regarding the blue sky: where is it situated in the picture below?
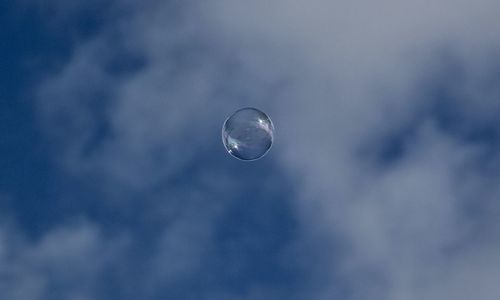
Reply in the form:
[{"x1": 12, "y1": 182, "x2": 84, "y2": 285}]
[{"x1": 1, "y1": 1, "x2": 500, "y2": 299}]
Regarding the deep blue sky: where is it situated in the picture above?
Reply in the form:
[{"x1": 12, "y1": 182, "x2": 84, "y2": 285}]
[
  {"x1": 1, "y1": 3, "x2": 306, "y2": 299},
  {"x1": 1, "y1": 1, "x2": 500, "y2": 300},
  {"x1": 0, "y1": 1, "x2": 105, "y2": 235}
]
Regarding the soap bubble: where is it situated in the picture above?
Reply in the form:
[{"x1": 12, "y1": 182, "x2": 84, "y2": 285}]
[{"x1": 222, "y1": 107, "x2": 274, "y2": 161}]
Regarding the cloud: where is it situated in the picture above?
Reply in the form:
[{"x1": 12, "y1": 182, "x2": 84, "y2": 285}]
[
  {"x1": 198, "y1": 0, "x2": 500, "y2": 299},
  {"x1": 0, "y1": 219, "x2": 128, "y2": 300},
  {"x1": 32, "y1": 0, "x2": 500, "y2": 299}
]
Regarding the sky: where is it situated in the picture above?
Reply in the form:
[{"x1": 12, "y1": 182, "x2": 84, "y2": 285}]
[{"x1": 1, "y1": 0, "x2": 500, "y2": 299}]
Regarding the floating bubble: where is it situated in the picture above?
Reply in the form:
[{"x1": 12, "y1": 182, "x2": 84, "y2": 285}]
[{"x1": 222, "y1": 107, "x2": 274, "y2": 161}]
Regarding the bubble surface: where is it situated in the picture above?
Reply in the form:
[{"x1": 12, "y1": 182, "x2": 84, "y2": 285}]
[{"x1": 222, "y1": 107, "x2": 274, "y2": 161}]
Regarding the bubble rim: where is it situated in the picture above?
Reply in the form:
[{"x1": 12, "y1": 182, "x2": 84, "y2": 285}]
[{"x1": 221, "y1": 107, "x2": 274, "y2": 161}]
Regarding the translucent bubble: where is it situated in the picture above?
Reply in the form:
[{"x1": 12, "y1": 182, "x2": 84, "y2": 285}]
[{"x1": 222, "y1": 107, "x2": 274, "y2": 161}]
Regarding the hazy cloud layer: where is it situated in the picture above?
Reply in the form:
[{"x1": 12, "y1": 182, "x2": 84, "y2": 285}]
[
  {"x1": 197, "y1": 1, "x2": 500, "y2": 299},
  {"x1": 0, "y1": 219, "x2": 127, "y2": 300},
  {"x1": 8, "y1": 0, "x2": 500, "y2": 299}
]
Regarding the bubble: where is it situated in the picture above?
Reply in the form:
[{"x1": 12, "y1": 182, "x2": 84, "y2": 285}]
[{"x1": 222, "y1": 107, "x2": 274, "y2": 161}]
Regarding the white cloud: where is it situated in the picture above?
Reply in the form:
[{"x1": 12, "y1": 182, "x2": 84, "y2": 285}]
[
  {"x1": 0, "y1": 219, "x2": 127, "y2": 300},
  {"x1": 198, "y1": 1, "x2": 500, "y2": 299},
  {"x1": 34, "y1": 0, "x2": 500, "y2": 299}
]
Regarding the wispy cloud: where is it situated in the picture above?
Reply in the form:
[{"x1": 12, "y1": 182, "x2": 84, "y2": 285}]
[
  {"x1": 0, "y1": 219, "x2": 128, "y2": 300},
  {"x1": 26, "y1": 0, "x2": 500, "y2": 299}
]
